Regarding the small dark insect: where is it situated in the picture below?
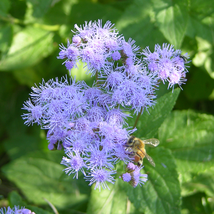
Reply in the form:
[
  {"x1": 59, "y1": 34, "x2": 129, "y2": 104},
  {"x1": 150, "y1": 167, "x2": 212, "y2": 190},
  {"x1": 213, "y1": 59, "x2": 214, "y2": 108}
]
[{"x1": 179, "y1": 55, "x2": 188, "y2": 63}]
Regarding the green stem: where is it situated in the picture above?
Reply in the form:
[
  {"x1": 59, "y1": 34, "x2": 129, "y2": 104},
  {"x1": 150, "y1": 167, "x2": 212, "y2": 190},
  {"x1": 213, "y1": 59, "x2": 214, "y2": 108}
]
[
  {"x1": 132, "y1": 107, "x2": 143, "y2": 129},
  {"x1": 95, "y1": 71, "x2": 98, "y2": 86}
]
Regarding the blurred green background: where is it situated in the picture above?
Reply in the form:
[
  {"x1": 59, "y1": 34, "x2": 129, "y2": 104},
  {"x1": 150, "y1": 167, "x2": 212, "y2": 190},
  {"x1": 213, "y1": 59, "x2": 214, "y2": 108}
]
[{"x1": 0, "y1": 0, "x2": 214, "y2": 213}]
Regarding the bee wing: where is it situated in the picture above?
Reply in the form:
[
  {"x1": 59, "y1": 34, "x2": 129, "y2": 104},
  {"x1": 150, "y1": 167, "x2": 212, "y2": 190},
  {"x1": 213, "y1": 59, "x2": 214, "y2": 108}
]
[
  {"x1": 143, "y1": 138, "x2": 159, "y2": 147},
  {"x1": 145, "y1": 153, "x2": 155, "y2": 167}
]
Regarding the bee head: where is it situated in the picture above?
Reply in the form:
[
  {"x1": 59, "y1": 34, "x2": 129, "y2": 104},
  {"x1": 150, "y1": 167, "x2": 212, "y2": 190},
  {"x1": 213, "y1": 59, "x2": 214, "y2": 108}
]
[{"x1": 127, "y1": 136, "x2": 136, "y2": 146}]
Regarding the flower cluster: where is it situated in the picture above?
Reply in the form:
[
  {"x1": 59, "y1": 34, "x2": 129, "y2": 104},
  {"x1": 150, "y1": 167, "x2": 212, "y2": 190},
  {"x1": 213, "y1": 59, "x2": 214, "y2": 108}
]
[
  {"x1": 58, "y1": 20, "x2": 160, "y2": 114},
  {"x1": 142, "y1": 44, "x2": 189, "y2": 88},
  {"x1": 23, "y1": 76, "x2": 133, "y2": 190},
  {"x1": 22, "y1": 19, "x2": 190, "y2": 190},
  {"x1": 0, "y1": 206, "x2": 35, "y2": 214}
]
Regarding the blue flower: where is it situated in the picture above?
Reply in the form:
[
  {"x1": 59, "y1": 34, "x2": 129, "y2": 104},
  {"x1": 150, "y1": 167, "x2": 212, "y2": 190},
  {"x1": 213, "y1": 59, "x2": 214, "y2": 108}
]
[
  {"x1": 86, "y1": 168, "x2": 116, "y2": 191},
  {"x1": 142, "y1": 43, "x2": 189, "y2": 88},
  {"x1": 0, "y1": 206, "x2": 35, "y2": 214},
  {"x1": 23, "y1": 19, "x2": 190, "y2": 190},
  {"x1": 61, "y1": 151, "x2": 87, "y2": 179},
  {"x1": 121, "y1": 163, "x2": 148, "y2": 187}
]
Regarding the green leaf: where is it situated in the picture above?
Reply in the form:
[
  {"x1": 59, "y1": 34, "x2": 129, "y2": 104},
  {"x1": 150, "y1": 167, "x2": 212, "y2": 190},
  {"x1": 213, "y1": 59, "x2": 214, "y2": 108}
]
[
  {"x1": 182, "y1": 170, "x2": 214, "y2": 197},
  {"x1": 187, "y1": 0, "x2": 214, "y2": 21},
  {"x1": 0, "y1": 0, "x2": 10, "y2": 16},
  {"x1": 0, "y1": 26, "x2": 53, "y2": 71},
  {"x1": 3, "y1": 128, "x2": 45, "y2": 160},
  {"x1": 183, "y1": 68, "x2": 214, "y2": 101},
  {"x1": 182, "y1": 192, "x2": 213, "y2": 214},
  {"x1": 9, "y1": 191, "x2": 26, "y2": 207},
  {"x1": 2, "y1": 151, "x2": 90, "y2": 210},
  {"x1": 43, "y1": 0, "x2": 122, "y2": 33},
  {"x1": 129, "y1": 88, "x2": 180, "y2": 138},
  {"x1": 26, "y1": 0, "x2": 55, "y2": 18},
  {"x1": 0, "y1": 25, "x2": 12, "y2": 53},
  {"x1": 116, "y1": 0, "x2": 166, "y2": 48},
  {"x1": 152, "y1": 0, "x2": 189, "y2": 48},
  {"x1": 87, "y1": 180, "x2": 128, "y2": 214},
  {"x1": 127, "y1": 147, "x2": 181, "y2": 214},
  {"x1": 158, "y1": 110, "x2": 214, "y2": 183}
]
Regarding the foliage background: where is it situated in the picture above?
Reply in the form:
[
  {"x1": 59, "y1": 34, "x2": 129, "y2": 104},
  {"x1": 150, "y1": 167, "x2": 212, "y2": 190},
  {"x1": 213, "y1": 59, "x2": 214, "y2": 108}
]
[{"x1": 0, "y1": 0, "x2": 214, "y2": 213}]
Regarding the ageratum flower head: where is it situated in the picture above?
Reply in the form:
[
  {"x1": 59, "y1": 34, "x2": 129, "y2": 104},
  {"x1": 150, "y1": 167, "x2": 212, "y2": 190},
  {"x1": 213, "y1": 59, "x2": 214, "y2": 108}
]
[
  {"x1": 22, "y1": 76, "x2": 134, "y2": 190},
  {"x1": 58, "y1": 20, "x2": 161, "y2": 114},
  {"x1": 58, "y1": 20, "x2": 124, "y2": 76},
  {"x1": 0, "y1": 206, "x2": 35, "y2": 214},
  {"x1": 121, "y1": 162, "x2": 148, "y2": 187},
  {"x1": 142, "y1": 43, "x2": 190, "y2": 88},
  {"x1": 23, "y1": 19, "x2": 190, "y2": 190}
]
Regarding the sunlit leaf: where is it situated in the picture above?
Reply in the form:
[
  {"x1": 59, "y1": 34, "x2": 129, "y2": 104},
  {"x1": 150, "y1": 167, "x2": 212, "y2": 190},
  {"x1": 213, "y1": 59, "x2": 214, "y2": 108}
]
[
  {"x1": 87, "y1": 180, "x2": 128, "y2": 214},
  {"x1": 116, "y1": 0, "x2": 166, "y2": 48},
  {"x1": 0, "y1": 26, "x2": 53, "y2": 71},
  {"x1": 159, "y1": 110, "x2": 214, "y2": 183},
  {"x1": 151, "y1": 0, "x2": 189, "y2": 48},
  {"x1": 2, "y1": 151, "x2": 91, "y2": 211}
]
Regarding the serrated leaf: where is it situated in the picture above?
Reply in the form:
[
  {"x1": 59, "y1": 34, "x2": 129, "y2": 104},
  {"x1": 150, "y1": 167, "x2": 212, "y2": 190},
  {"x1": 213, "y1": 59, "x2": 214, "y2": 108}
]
[
  {"x1": 129, "y1": 88, "x2": 180, "y2": 138},
  {"x1": 0, "y1": 26, "x2": 53, "y2": 71},
  {"x1": 0, "y1": 0, "x2": 10, "y2": 16},
  {"x1": 152, "y1": 0, "x2": 189, "y2": 48},
  {"x1": 87, "y1": 180, "x2": 128, "y2": 214},
  {"x1": 2, "y1": 151, "x2": 90, "y2": 209},
  {"x1": 158, "y1": 110, "x2": 214, "y2": 183},
  {"x1": 127, "y1": 147, "x2": 181, "y2": 214}
]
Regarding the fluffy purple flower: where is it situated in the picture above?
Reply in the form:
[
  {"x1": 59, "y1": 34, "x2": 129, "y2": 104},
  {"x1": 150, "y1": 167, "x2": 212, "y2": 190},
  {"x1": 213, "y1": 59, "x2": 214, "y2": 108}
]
[
  {"x1": 121, "y1": 173, "x2": 132, "y2": 182},
  {"x1": 131, "y1": 166, "x2": 148, "y2": 187},
  {"x1": 0, "y1": 206, "x2": 35, "y2": 214},
  {"x1": 86, "y1": 168, "x2": 116, "y2": 191},
  {"x1": 122, "y1": 38, "x2": 140, "y2": 58},
  {"x1": 58, "y1": 20, "x2": 124, "y2": 75},
  {"x1": 121, "y1": 163, "x2": 148, "y2": 187},
  {"x1": 23, "y1": 19, "x2": 190, "y2": 190},
  {"x1": 111, "y1": 77, "x2": 156, "y2": 114},
  {"x1": 105, "y1": 108, "x2": 129, "y2": 125},
  {"x1": 127, "y1": 162, "x2": 137, "y2": 171},
  {"x1": 111, "y1": 51, "x2": 121, "y2": 61},
  {"x1": 61, "y1": 151, "x2": 87, "y2": 179},
  {"x1": 142, "y1": 43, "x2": 189, "y2": 88},
  {"x1": 22, "y1": 100, "x2": 43, "y2": 125},
  {"x1": 86, "y1": 144, "x2": 115, "y2": 170}
]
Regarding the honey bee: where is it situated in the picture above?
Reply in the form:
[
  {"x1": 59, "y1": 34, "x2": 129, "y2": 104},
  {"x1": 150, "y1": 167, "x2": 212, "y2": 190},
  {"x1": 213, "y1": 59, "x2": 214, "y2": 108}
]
[{"x1": 126, "y1": 136, "x2": 159, "y2": 167}]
